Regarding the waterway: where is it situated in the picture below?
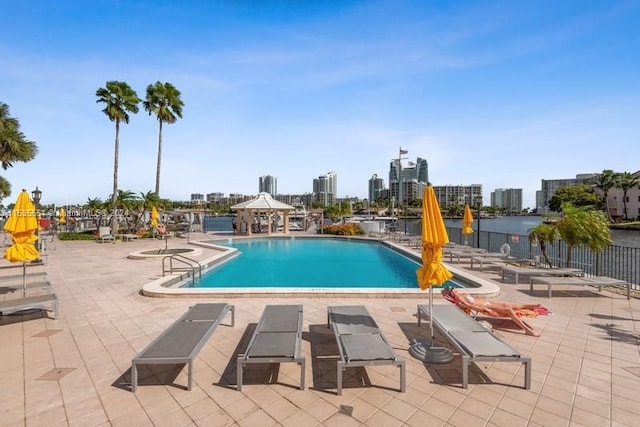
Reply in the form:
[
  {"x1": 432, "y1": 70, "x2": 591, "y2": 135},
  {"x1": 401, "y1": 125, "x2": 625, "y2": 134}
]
[
  {"x1": 204, "y1": 215, "x2": 640, "y2": 248},
  {"x1": 443, "y1": 216, "x2": 640, "y2": 248}
]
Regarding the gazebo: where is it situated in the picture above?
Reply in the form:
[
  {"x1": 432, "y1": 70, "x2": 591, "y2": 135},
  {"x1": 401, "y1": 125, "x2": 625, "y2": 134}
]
[{"x1": 230, "y1": 192, "x2": 295, "y2": 235}]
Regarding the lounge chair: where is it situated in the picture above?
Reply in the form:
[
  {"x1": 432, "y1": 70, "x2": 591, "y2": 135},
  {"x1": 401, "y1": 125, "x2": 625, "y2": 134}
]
[
  {"x1": 529, "y1": 275, "x2": 631, "y2": 299},
  {"x1": 96, "y1": 226, "x2": 115, "y2": 243},
  {"x1": 237, "y1": 304, "x2": 305, "y2": 391},
  {"x1": 0, "y1": 279, "x2": 52, "y2": 295},
  {"x1": 0, "y1": 272, "x2": 48, "y2": 282},
  {"x1": 500, "y1": 264, "x2": 583, "y2": 285},
  {"x1": 0, "y1": 293, "x2": 59, "y2": 320},
  {"x1": 469, "y1": 256, "x2": 533, "y2": 271},
  {"x1": 327, "y1": 305, "x2": 406, "y2": 395},
  {"x1": 131, "y1": 303, "x2": 234, "y2": 392},
  {"x1": 417, "y1": 303, "x2": 531, "y2": 389}
]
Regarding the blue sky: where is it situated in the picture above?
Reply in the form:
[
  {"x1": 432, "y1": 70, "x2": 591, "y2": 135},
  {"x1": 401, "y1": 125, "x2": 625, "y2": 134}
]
[{"x1": 1, "y1": 0, "x2": 639, "y2": 209}]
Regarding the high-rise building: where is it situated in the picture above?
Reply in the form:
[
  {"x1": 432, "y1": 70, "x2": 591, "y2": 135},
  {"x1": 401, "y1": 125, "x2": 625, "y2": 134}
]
[
  {"x1": 190, "y1": 193, "x2": 204, "y2": 205},
  {"x1": 258, "y1": 175, "x2": 277, "y2": 195},
  {"x1": 389, "y1": 157, "x2": 429, "y2": 204},
  {"x1": 491, "y1": 188, "x2": 523, "y2": 214},
  {"x1": 368, "y1": 174, "x2": 385, "y2": 202},
  {"x1": 432, "y1": 185, "x2": 482, "y2": 208},
  {"x1": 312, "y1": 171, "x2": 337, "y2": 207},
  {"x1": 538, "y1": 174, "x2": 596, "y2": 212}
]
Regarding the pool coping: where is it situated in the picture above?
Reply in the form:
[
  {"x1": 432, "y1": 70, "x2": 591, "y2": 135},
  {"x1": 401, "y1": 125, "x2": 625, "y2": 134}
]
[{"x1": 140, "y1": 236, "x2": 501, "y2": 298}]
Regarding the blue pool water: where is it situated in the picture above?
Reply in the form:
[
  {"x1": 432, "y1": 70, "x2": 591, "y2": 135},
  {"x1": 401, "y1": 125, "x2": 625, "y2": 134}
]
[{"x1": 188, "y1": 237, "x2": 458, "y2": 289}]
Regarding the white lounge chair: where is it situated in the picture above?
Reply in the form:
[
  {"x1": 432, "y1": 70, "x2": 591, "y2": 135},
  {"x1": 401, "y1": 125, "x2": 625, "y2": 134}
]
[{"x1": 96, "y1": 226, "x2": 115, "y2": 243}]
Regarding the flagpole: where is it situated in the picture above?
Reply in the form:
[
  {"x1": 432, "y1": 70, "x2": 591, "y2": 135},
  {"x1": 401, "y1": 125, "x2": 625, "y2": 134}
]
[{"x1": 398, "y1": 148, "x2": 402, "y2": 218}]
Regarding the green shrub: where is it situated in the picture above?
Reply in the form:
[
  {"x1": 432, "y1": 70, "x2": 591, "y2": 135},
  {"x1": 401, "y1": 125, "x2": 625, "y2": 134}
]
[{"x1": 57, "y1": 232, "x2": 97, "y2": 241}]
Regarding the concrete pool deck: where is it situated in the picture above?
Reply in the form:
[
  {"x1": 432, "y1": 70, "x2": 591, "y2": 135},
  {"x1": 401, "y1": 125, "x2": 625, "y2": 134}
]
[{"x1": 1, "y1": 231, "x2": 639, "y2": 426}]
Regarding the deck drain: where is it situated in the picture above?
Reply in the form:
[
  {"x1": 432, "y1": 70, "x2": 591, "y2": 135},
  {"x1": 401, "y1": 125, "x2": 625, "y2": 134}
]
[
  {"x1": 37, "y1": 368, "x2": 75, "y2": 381},
  {"x1": 33, "y1": 329, "x2": 61, "y2": 338},
  {"x1": 339, "y1": 405, "x2": 354, "y2": 416}
]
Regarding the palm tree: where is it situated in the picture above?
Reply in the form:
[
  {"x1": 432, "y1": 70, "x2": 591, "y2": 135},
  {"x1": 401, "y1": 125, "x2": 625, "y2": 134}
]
[
  {"x1": 96, "y1": 81, "x2": 141, "y2": 235},
  {"x1": 592, "y1": 169, "x2": 616, "y2": 222},
  {"x1": 616, "y1": 172, "x2": 639, "y2": 220},
  {"x1": 527, "y1": 223, "x2": 559, "y2": 267},
  {"x1": 0, "y1": 102, "x2": 38, "y2": 200},
  {"x1": 136, "y1": 190, "x2": 162, "y2": 229},
  {"x1": 111, "y1": 190, "x2": 139, "y2": 232},
  {"x1": 143, "y1": 82, "x2": 184, "y2": 196},
  {"x1": 555, "y1": 203, "x2": 612, "y2": 268}
]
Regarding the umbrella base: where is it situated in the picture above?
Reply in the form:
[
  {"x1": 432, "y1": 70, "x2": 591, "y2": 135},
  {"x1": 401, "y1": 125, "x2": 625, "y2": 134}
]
[{"x1": 409, "y1": 339, "x2": 454, "y2": 364}]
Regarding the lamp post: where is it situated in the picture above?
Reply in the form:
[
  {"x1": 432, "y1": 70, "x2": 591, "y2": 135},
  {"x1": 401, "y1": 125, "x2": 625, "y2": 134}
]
[
  {"x1": 32, "y1": 186, "x2": 42, "y2": 251},
  {"x1": 390, "y1": 196, "x2": 396, "y2": 232},
  {"x1": 474, "y1": 195, "x2": 482, "y2": 249}
]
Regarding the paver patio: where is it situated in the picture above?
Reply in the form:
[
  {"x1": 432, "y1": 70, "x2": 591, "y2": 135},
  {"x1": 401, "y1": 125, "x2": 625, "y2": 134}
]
[{"x1": 1, "y1": 232, "x2": 639, "y2": 426}]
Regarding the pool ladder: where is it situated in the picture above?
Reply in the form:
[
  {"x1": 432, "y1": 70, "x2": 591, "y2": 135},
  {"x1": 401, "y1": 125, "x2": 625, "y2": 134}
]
[{"x1": 162, "y1": 253, "x2": 203, "y2": 281}]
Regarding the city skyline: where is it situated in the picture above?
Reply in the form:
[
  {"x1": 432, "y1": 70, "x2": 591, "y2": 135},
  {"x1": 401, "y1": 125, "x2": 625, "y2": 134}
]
[{"x1": 2, "y1": 2, "x2": 639, "y2": 209}]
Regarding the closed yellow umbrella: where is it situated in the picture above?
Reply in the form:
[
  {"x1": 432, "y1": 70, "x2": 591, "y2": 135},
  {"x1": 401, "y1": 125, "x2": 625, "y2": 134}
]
[
  {"x1": 411, "y1": 186, "x2": 454, "y2": 363},
  {"x1": 462, "y1": 204, "x2": 474, "y2": 244},
  {"x1": 150, "y1": 206, "x2": 159, "y2": 228},
  {"x1": 416, "y1": 186, "x2": 453, "y2": 290},
  {"x1": 4, "y1": 190, "x2": 40, "y2": 296},
  {"x1": 58, "y1": 207, "x2": 66, "y2": 225}
]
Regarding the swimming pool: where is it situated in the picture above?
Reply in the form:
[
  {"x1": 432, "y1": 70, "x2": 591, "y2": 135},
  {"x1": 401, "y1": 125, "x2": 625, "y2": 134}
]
[
  {"x1": 188, "y1": 237, "x2": 421, "y2": 288},
  {"x1": 141, "y1": 236, "x2": 500, "y2": 298}
]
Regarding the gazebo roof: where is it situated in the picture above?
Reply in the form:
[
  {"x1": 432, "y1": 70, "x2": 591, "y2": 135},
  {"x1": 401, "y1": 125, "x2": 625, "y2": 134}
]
[{"x1": 231, "y1": 192, "x2": 295, "y2": 211}]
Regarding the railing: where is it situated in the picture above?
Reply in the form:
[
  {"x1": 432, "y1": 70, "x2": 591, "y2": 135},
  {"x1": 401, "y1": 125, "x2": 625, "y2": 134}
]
[
  {"x1": 445, "y1": 226, "x2": 639, "y2": 291},
  {"x1": 162, "y1": 253, "x2": 203, "y2": 281}
]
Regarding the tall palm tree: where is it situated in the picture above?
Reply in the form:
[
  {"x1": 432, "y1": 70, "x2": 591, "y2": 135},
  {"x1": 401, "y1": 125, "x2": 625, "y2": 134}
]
[
  {"x1": 143, "y1": 82, "x2": 184, "y2": 196},
  {"x1": 0, "y1": 102, "x2": 38, "y2": 200},
  {"x1": 616, "y1": 172, "x2": 640, "y2": 220},
  {"x1": 96, "y1": 81, "x2": 141, "y2": 235},
  {"x1": 592, "y1": 169, "x2": 616, "y2": 222}
]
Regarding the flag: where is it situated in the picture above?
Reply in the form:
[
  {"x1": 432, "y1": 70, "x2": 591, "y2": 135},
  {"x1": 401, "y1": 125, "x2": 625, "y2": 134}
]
[{"x1": 400, "y1": 148, "x2": 408, "y2": 155}]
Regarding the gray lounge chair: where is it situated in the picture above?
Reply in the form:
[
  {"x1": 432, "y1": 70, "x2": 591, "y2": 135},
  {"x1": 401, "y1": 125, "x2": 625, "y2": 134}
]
[
  {"x1": 417, "y1": 303, "x2": 531, "y2": 389},
  {"x1": 500, "y1": 264, "x2": 583, "y2": 284},
  {"x1": 0, "y1": 293, "x2": 58, "y2": 320},
  {"x1": 237, "y1": 304, "x2": 305, "y2": 391},
  {"x1": 0, "y1": 280, "x2": 52, "y2": 295},
  {"x1": 327, "y1": 305, "x2": 406, "y2": 395},
  {"x1": 529, "y1": 275, "x2": 631, "y2": 299},
  {"x1": 131, "y1": 303, "x2": 234, "y2": 392}
]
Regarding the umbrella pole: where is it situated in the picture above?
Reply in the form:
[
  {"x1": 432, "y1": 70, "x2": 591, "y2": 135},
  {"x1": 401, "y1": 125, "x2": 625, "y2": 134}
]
[
  {"x1": 409, "y1": 286, "x2": 455, "y2": 364},
  {"x1": 22, "y1": 262, "x2": 27, "y2": 298},
  {"x1": 429, "y1": 287, "x2": 435, "y2": 343}
]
